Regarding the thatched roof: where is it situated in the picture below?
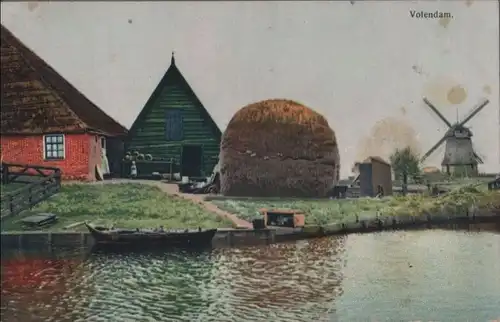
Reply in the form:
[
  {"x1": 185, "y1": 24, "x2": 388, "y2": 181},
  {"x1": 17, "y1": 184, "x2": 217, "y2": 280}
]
[
  {"x1": 0, "y1": 25, "x2": 127, "y2": 136},
  {"x1": 229, "y1": 98, "x2": 331, "y2": 128}
]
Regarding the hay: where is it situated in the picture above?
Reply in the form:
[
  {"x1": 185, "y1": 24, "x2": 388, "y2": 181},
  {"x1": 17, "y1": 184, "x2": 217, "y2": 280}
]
[{"x1": 220, "y1": 99, "x2": 340, "y2": 197}]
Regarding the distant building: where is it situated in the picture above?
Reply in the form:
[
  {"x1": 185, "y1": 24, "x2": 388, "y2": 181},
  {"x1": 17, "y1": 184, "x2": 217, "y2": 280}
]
[
  {"x1": 0, "y1": 25, "x2": 128, "y2": 180},
  {"x1": 358, "y1": 156, "x2": 393, "y2": 197},
  {"x1": 126, "y1": 53, "x2": 221, "y2": 178}
]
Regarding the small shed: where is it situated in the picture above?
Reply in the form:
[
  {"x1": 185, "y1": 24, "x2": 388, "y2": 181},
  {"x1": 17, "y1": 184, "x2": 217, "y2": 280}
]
[
  {"x1": 126, "y1": 53, "x2": 221, "y2": 178},
  {"x1": 358, "y1": 156, "x2": 393, "y2": 197}
]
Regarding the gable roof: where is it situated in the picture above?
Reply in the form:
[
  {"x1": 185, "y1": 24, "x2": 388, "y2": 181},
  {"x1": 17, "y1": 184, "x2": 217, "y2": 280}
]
[
  {"x1": 128, "y1": 54, "x2": 221, "y2": 140},
  {"x1": 0, "y1": 25, "x2": 127, "y2": 136}
]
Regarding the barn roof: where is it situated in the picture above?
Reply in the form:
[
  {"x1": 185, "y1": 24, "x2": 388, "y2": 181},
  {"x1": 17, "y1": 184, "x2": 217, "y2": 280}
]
[
  {"x1": 128, "y1": 53, "x2": 221, "y2": 140},
  {"x1": 0, "y1": 25, "x2": 127, "y2": 136}
]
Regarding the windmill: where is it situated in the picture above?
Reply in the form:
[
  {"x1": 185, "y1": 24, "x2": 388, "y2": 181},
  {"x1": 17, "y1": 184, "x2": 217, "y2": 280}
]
[{"x1": 420, "y1": 97, "x2": 489, "y2": 176}]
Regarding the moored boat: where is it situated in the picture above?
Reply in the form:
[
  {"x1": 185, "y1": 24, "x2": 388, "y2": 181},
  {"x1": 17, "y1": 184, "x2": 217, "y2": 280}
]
[{"x1": 84, "y1": 223, "x2": 217, "y2": 249}]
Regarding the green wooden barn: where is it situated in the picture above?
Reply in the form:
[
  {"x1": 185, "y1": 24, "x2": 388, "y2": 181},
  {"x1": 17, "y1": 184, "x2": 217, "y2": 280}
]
[{"x1": 126, "y1": 53, "x2": 221, "y2": 178}]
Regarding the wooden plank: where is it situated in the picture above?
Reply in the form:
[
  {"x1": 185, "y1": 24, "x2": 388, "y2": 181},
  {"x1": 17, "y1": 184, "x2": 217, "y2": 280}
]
[{"x1": 64, "y1": 221, "x2": 85, "y2": 230}]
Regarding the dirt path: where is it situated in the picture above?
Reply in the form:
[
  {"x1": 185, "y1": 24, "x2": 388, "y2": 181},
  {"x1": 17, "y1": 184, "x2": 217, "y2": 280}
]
[{"x1": 66, "y1": 179, "x2": 252, "y2": 229}]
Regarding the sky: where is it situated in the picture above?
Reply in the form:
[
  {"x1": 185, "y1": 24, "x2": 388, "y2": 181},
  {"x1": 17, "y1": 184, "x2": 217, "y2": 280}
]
[{"x1": 1, "y1": 0, "x2": 499, "y2": 177}]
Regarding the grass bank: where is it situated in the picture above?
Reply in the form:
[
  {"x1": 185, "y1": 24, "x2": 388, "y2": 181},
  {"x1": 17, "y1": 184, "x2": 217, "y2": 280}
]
[
  {"x1": 212, "y1": 186, "x2": 500, "y2": 225},
  {"x1": 1, "y1": 183, "x2": 233, "y2": 231}
]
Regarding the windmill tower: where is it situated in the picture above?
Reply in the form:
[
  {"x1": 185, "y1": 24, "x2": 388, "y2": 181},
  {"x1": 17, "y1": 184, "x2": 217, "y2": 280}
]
[{"x1": 420, "y1": 97, "x2": 489, "y2": 177}]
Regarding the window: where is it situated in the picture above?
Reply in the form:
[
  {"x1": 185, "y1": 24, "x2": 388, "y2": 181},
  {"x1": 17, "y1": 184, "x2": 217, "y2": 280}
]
[
  {"x1": 165, "y1": 109, "x2": 183, "y2": 141},
  {"x1": 44, "y1": 134, "x2": 65, "y2": 160}
]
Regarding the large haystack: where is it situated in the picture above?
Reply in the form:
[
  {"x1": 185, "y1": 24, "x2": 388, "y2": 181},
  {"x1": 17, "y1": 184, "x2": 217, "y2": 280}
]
[{"x1": 219, "y1": 99, "x2": 340, "y2": 197}]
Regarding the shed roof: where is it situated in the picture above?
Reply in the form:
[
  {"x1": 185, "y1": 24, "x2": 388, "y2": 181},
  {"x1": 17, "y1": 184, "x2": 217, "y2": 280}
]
[
  {"x1": 363, "y1": 156, "x2": 390, "y2": 166},
  {"x1": 0, "y1": 25, "x2": 127, "y2": 136}
]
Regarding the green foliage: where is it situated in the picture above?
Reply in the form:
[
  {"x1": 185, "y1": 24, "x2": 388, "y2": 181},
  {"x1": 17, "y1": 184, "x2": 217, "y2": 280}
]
[
  {"x1": 2, "y1": 183, "x2": 233, "y2": 231},
  {"x1": 390, "y1": 146, "x2": 421, "y2": 181}
]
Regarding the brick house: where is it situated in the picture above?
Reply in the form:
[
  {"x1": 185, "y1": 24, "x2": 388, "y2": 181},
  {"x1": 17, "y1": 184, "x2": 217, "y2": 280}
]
[{"x1": 0, "y1": 25, "x2": 128, "y2": 181}]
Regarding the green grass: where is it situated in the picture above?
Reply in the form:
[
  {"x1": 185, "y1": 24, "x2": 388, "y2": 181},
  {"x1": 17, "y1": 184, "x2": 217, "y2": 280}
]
[
  {"x1": 212, "y1": 185, "x2": 500, "y2": 226},
  {"x1": 1, "y1": 183, "x2": 233, "y2": 231}
]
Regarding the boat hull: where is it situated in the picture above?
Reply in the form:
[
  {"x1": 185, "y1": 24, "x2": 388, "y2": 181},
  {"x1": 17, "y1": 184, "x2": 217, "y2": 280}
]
[{"x1": 85, "y1": 223, "x2": 217, "y2": 250}]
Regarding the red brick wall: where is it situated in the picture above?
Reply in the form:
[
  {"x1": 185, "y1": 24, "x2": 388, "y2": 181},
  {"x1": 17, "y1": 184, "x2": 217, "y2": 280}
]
[{"x1": 0, "y1": 133, "x2": 96, "y2": 181}]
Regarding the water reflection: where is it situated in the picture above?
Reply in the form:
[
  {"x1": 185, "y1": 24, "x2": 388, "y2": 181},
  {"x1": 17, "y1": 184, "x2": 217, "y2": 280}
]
[
  {"x1": 200, "y1": 237, "x2": 346, "y2": 321},
  {"x1": 1, "y1": 249, "x2": 90, "y2": 322},
  {"x1": 1, "y1": 224, "x2": 499, "y2": 322},
  {"x1": 337, "y1": 229, "x2": 500, "y2": 322},
  {"x1": 82, "y1": 249, "x2": 215, "y2": 321}
]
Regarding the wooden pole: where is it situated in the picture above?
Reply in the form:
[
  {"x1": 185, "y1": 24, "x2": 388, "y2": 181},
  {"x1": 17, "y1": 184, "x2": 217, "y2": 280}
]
[
  {"x1": 402, "y1": 170, "x2": 408, "y2": 196},
  {"x1": 169, "y1": 158, "x2": 173, "y2": 181},
  {"x1": 2, "y1": 164, "x2": 9, "y2": 184}
]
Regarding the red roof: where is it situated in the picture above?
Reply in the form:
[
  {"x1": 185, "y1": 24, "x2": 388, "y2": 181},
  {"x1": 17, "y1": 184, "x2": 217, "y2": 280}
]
[{"x1": 1, "y1": 25, "x2": 127, "y2": 136}]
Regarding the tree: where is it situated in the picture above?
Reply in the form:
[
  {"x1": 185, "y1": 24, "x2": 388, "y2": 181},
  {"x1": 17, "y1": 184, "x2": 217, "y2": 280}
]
[{"x1": 389, "y1": 146, "x2": 421, "y2": 181}]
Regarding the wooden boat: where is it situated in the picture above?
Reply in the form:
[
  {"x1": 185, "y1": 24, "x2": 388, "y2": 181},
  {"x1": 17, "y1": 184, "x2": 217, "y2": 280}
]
[{"x1": 85, "y1": 223, "x2": 217, "y2": 249}]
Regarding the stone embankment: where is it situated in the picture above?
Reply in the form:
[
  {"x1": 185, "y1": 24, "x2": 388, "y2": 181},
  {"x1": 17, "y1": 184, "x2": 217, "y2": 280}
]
[{"x1": 2, "y1": 209, "x2": 498, "y2": 251}]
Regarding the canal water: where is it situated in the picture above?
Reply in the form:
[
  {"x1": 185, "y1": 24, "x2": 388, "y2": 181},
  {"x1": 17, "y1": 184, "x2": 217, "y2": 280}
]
[{"x1": 1, "y1": 226, "x2": 499, "y2": 322}]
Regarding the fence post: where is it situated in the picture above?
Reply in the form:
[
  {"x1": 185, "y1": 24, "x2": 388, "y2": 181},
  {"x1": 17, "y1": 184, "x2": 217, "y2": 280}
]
[
  {"x1": 47, "y1": 232, "x2": 52, "y2": 253},
  {"x1": 28, "y1": 186, "x2": 33, "y2": 207},
  {"x1": 1, "y1": 164, "x2": 8, "y2": 184},
  {"x1": 9, "y1": 194, "x2": 14, "y2": 215},
  {"x1": 169, "y1": 158, "x2": 173, "y2": 181},
  {"x1": 55, "y1": 169, "x2": 61, "y2": 189}
]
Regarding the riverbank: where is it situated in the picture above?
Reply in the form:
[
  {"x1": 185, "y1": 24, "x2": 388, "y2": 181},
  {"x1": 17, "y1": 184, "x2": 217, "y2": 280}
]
[
  {"x1": 211, "y1": 185, "x2": 500, "y2": 225},
  {"x1": 2, "y1": 180, "x2": 498, "y2": 236},
  {"x1": 2, "y1": 181, "x2": 498, "y2": 249},
  {"x1": 2, "y1": 217, "x2": 499, "y2": 252},
  {"x1": 1, "y1": 183, "x2": 234, "y2": 231}
]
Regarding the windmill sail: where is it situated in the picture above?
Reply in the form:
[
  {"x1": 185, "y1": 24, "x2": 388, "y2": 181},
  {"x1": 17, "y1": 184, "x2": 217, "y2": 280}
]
[
  {"x1": 458, "y1": 99, "x2": 489, "y2": 127},
  {"x1": 423, "y1": 97, "x2": 453, "y2": 127},
  {"x1": 421, "y1": 134, "x2": 447, "y2": 162}
]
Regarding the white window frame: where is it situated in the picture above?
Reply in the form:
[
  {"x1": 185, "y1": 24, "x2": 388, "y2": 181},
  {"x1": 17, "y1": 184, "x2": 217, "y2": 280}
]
[{"x1": 43, "y1": 134, "x2": 66, "y2": 160}]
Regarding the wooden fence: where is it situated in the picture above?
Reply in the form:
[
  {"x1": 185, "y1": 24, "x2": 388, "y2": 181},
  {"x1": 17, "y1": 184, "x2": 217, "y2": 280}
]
[{"x1": 1, "y1": 163, "x2": 61, "y2": 219}]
